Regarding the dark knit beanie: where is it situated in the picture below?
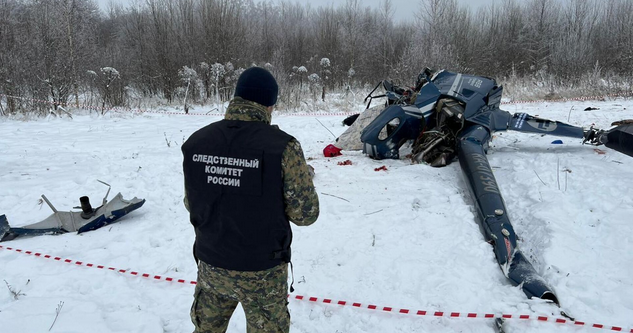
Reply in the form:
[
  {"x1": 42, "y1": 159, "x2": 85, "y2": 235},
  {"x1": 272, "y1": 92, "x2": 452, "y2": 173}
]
[{"x1": 234, "y1": 67, "x2": 278, "y2": 107}]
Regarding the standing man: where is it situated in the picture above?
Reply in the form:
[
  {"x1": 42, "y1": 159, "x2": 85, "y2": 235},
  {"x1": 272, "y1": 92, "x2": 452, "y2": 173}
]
[{"x1": 182, "y1": 67, "x2": 319, "y2": 333}]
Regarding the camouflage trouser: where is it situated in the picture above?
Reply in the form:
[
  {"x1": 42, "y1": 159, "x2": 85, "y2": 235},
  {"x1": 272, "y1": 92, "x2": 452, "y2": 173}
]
[{"x1": 191, "y1": 261, "x2": 290, "y2": 333}]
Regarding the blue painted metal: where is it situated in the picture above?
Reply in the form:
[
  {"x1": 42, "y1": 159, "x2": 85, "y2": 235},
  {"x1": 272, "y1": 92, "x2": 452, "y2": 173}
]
[
  {"x1": 77, "y1": 199, "x2": 146, "y2": 233},
  {"x1": 457, "y1": 125, "x2": 558, "y2": 304},
  {"x1": 361, "y1": 105, "x2": 424, "y2": 159},
  {"x1": 357, "y1": 69, "x2": 617, "y2": 305},
  {"x1": 604, "y1": 123, "x2": 633, "y2": 157},
  {"x1": 509, "y1": 113, "x2": 584, "y2": 138},
  {"x1": 360, "y1": 71, "x2": 631, "y2": 304},
  {"x1": 0, "y1": 215, "x2": 9, "y2": 239},
  {"x1": 1, "y1": 193, "x2": 145, "y2": 242}
]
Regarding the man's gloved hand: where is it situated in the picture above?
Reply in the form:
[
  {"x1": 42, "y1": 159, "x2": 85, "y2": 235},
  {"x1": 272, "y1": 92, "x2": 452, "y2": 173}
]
[{"x1": 307, "y1": 165, "x2": 315, "y2": 179}]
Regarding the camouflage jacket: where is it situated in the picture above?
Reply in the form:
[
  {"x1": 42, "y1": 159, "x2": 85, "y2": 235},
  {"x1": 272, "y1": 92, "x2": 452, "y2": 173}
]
[{"x1": 185, "y1": 97, "x2": 319, "y2": 226}]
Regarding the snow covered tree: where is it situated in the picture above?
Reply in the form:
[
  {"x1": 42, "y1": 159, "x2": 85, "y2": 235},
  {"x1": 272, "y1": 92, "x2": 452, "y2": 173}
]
[
  {"x1": 199, "y1": 62, "x2": 211, "y2": 101},
  {"x1": 209, "y1": 63, "x2": 226, "y2": 110},
  {"x1": 0, "y1": 0, "x2": 632, "y2": 115},
  {"x1": 320, "y1": 57, "x2": 331, "y2": 101},
  {"x1": 99, "y1": 67, "x2": 121, "y2": 112},
  {"x1": 222, "y1": 62, "x2": 236, "y2": 100},
  {"x1": 308, "y1": 73, "x2": 321, "y2": 101},
  {"x1": 178, "y1": 66, "x2": 198, "y2": 113},
  {"x1": 296, "y1": 66, "x2": 308, "y2": 91}
]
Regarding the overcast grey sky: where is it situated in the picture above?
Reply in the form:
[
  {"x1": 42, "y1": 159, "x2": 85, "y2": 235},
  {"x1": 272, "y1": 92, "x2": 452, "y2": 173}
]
[
  {"x1": 97, "y1": 0, "x2": 493, "y2": 22},
  {"x1": 298, "y1": 0, "x2": 491, "y2": 22}
]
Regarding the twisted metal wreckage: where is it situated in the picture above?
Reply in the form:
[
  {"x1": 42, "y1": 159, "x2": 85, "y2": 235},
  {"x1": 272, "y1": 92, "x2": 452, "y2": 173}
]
[
  {"x1": 1, "y1": 181, "x2": 145, "y2": 242},
  {"x1": 336, "y1": 68, "x2": 632, "y2": 318},
  {"x1": 1, "y1": 68, "x2": 630, "y2": 329}
]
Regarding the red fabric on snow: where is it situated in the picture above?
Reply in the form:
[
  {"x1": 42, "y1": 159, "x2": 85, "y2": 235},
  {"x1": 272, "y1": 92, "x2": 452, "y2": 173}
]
[{"x1": 323, "y1": 144, "x2": 343, "y2": 157}]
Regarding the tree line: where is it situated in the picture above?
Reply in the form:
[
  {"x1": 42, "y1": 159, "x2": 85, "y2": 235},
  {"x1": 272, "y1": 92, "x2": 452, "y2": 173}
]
[{"x1": 1, "y1": 0, "x2": 632, "y2": 115}]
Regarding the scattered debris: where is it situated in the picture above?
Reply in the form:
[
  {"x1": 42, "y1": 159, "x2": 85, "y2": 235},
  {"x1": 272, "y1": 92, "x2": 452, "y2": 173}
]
[
  {"x1": 533, "y1": 170, "x2": 547, "y2": 186},
  {"x1": 584, "y1": 107, "x2": 600, "y2": 111},
  {"x1": 374, "y1": 166, "x2": 388, "y2": 172},
  {"x1": 337, "y1": 160, "x2": 353, "y2": 166},
  {"x1": 342, "y1": 113, "x2": 360, "y2": 126},
  {"x1": 323, "y1": 144, "x2": 342, "y2": 157},
  {"x1": 611, "y1": 119, "x2": 633, "y2": 126},
  {"x1": 1, "y1": 181, "x2": 145, "y2": 242},
  {"x1": 321, "y1": 192, "x2": 350, "y2": 202},
  {"x1": 315, "y1": 118, "x2": 337, "y2": 139},
  {"x1": 364, "y1": 209, "x2": 383, "y2": 216},
  {"x1": 594, "y1": 148, "x2": 607, "y2": 155}
]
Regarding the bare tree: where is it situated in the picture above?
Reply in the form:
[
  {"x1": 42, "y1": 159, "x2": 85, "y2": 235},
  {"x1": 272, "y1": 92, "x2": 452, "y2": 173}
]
[
  {"x1": 523, "y1": 0, "x2": 559, "y2": 75},
  {"x1": 179, "y1": 66, "x2": 198, "y2": 113},
  {"x1": 99, "y1": 67, "x2": 120, "y2": 112},
  {"x1": 341, "y1": 0, "x2": 362, "y2": 74},
  {"x1": 1, "y1": 0, "x2": 633, "y2": 117}
]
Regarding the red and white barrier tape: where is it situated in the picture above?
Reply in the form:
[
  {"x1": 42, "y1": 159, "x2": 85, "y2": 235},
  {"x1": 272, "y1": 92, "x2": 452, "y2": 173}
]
[
  {"x1": 2, "y1": 92, "x2": 632, "y2": 118},
  {"x1": 289, "y1": 294, "x2": 631, "y2": 332},
  {"x1": 1, "y1": 245, "x2": 631, "y2": 332},
  {"x1": 0, "y1": 245, "x2": 196, "y2": 285}
]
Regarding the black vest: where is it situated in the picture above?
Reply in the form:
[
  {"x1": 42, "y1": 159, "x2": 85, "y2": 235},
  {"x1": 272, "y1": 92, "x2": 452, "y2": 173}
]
[{"x1": 182, "y1": 120, "x2": 294, "y2": 271}]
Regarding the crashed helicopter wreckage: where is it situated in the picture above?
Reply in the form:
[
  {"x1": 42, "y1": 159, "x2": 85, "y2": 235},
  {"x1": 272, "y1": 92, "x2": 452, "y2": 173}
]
[
  {"x1": 337, "y1": 68, "x2": 633, "y2": 307},
  {"x1": 0, "y1": 181, "x2": 145, "y2": 242}
]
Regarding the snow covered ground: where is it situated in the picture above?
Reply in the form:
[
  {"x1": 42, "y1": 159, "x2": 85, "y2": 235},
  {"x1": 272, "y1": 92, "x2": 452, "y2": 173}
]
[{"x1": 1, "y1": 98, "x2": 632, "y2": 333}]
